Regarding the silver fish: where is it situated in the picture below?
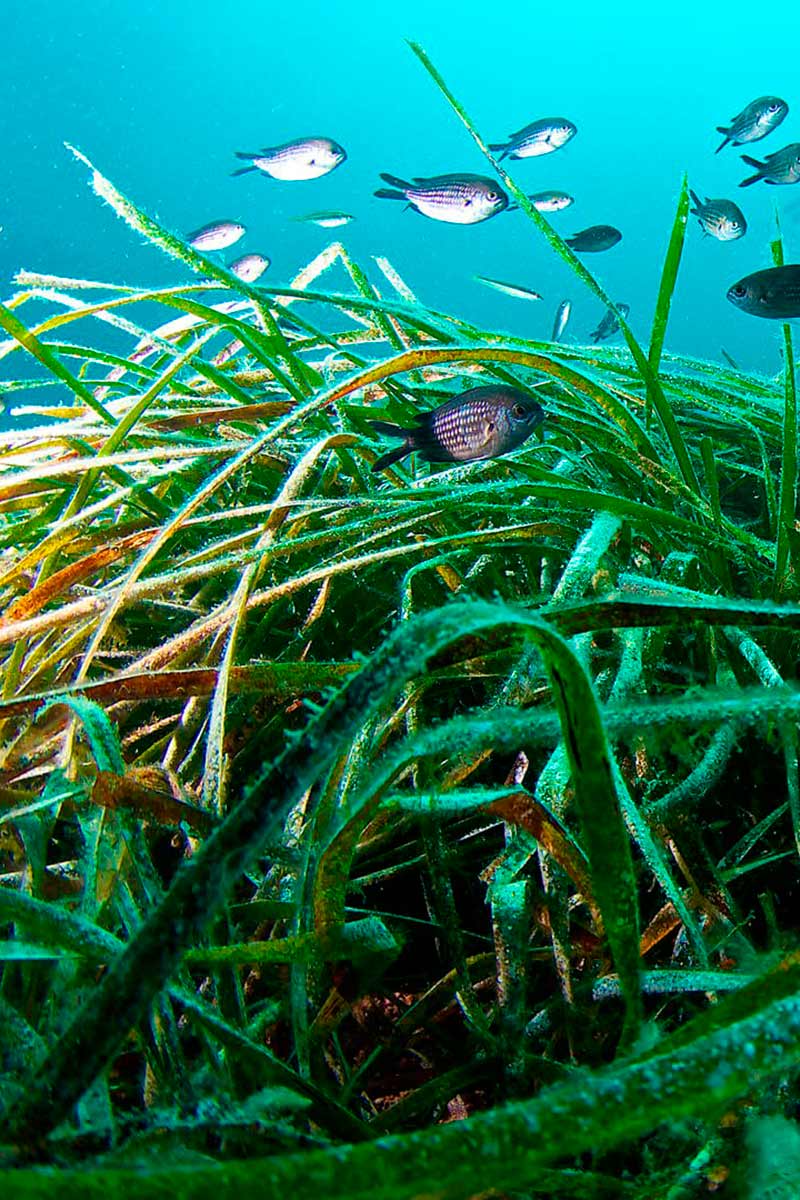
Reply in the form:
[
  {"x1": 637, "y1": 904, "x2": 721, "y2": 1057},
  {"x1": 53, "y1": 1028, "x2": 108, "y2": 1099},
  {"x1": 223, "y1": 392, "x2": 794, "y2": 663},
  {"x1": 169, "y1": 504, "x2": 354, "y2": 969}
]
[
  {"x1": 590, "y1": 302, "x2": 630, "y2": 343},
  {"x1": 552, "y1": 299, "x2": 571, "y2": 343},
  {"x1": 370, "y1": 385, "x2": 544, "y2": 471},
  {"x1": 739, "y1": 143, "x2": 800, "y2": 188},
  {"x1": 565, "y1": 225, "x2": 622, "y2": 252},
  {"x1": 229, "y1": 253, "x2": 270, "y2": 283},
  {"x1": 489, "y1": 118, "x2": 577, "y2": 160},
  {"x1": 689, "y1": 191, "x2": 746, "y2": 240},
  {"x1": 474, "y1": 275, "x2": 542, "y2": 301},
  {"x1": 188, "y1": 220, "x2": 246, "y2": 251},
  {"x1": 375, "y1": 173, "x2": 508, "y2": 225},
  {"x1": 528, "y1": 190, "x2": 574, "y2": 212},
  {"x1": 727, "y1": 265, "x2": 800, "y2": 318},
  {"x1": 293, "y1": 210, "x2": 355, "y2": 228},
  {"x1": 232, "y1": 137, "x2": 346, "y2": 181},
  {"x1": 716, "y1": 96, "x2": 788, "y2": 153}
]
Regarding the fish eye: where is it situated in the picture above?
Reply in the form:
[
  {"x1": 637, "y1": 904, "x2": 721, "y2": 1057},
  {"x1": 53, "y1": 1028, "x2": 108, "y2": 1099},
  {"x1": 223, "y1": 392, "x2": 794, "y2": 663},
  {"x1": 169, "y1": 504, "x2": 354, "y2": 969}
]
[
  {"x1": 512, "y1": 403, "x2": 526, "y2": 418},
  {"x1": 487, "y1": 191, "x2": 499, "y2": 200},
  {"x1": 768, "y1": 102, "x2": 781, "y2": 112},
  {"x1": 730, "y1": 283, "x2": 747, "y2": 298}
]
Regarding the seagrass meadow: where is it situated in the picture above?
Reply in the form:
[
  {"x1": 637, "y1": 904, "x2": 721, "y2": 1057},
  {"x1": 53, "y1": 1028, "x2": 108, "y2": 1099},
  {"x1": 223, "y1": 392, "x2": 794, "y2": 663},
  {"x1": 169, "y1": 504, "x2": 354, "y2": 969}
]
[{"x1": 5, "y1": 47, "x2": 800, "y2": 1199}]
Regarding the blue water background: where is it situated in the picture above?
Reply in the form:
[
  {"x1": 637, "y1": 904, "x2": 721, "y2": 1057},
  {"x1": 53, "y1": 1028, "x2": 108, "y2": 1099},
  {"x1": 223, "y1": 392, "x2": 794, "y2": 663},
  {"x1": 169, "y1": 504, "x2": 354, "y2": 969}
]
[{"x1": 3, "y1": 0, "x2": 800, "y2": 409}]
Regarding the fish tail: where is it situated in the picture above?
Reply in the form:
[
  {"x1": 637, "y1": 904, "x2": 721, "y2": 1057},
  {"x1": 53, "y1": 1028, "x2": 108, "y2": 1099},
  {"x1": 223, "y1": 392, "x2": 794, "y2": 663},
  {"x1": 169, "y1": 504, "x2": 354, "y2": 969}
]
[
  {"x1": 231, "y1": 166, "x2": 257, "y2": 176},
  {"x1": 370, "y1": 420, "x2": 413, "y2": 471},
  {"x1": 379, "y1": 172, "x2": 412, "y2": 190},
  {"x1": 488, "y1": 143, "x2": 508, "y2": 158},
  {"x1": 715, "y1": 126, "x2": 730, "y2": 153},
  {"x1": 372, "y1": 444, "x2": 411, "y2": 472},
  {"x1": 234, "y1": 151, "x2": 258, "y2": 160},
  {"x1": 374, "y1": 188, "x2": 406, "y2": 201},
  {"x1": 739, "y1": 156, "x2": 764, "y2": 188},
  {"x1": 688, "y1": 188, "x2": 702, "y2": 212}
]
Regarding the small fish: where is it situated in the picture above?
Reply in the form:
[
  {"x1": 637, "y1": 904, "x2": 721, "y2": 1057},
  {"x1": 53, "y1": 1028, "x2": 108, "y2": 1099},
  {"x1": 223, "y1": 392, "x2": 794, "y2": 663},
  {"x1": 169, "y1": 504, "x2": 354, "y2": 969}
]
[
  {"x1": 528, "y1": 190, "x2": 574, "y2": 212},
  {"x1": 552, "y1": 299, "x2": 571, "y2": 343},
  {"x1": 229, "y1": 253, "x2": 270, "y2": 283},
  {"x1": 293, "y1": 210, "x2": 355, "y2": 228},
  {"x1": 716, "y1": 96, "x2": 788, "y2": 153},
  {"x1": 232, "y1": 137, "x2": 346, "y2": 181},
  {"x1": 565, "y1": 225, "x2": 622, "y2": 253},
  {"x1": 474, "y1": 275, "x2": 542, "y2": 301},
  {"x1": 370, "y1": 385, "x2": 545, "y2": 471},
  {"x1": 689, "y1": 190, "x2": 746, "y2": 241},
  {"x1": 375, "y1": 173, "x2": 508, "y2": 225},
  {"x1": 727, "y1": 265, "x2": 800, "y2": 318},
  {"x1": 489, "y1": 118, "x2": 577, "y2": 160},
  {"x1": 590, "y1": 302, "x2": 630, "y2": 343},
  {"x1": 721, "y1": 348, "x2": 740, "y2": 369},
  {"x1": 739, "y1": 143, "x2": 800, "y2": 188},
  {"x1": 188, "y1": 220, "x2": 246, "y2": 251}
]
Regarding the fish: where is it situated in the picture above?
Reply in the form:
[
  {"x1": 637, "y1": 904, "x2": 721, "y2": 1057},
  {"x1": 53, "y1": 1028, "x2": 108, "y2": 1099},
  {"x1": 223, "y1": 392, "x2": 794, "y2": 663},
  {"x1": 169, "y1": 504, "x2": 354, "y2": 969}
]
[
  {"x1": 528, "y1": 190, "x2": 574, "y2": 212},
  {"x1": 727, "y1": 265, "x2": 800, "y2": 318},
  {"x1": 739, "y1": 143, "x2": 800, "y2": 188},
  {"x1": 369, "y1": 385, "x2": 545, "y2": 471},
  {"x1": 232, "y1": 137, "x2": 346, "y2": 181},
  {"x1": 293, "y1": 210, "x2": 355, "y2": 228},
  {"x1": 374, "y1": 173, "x2": 508, "y2": 225},
  {"x1": 565, "y1": 225, "x2": 622, "y2": 252},
  {"x1": 716, "y1": 96, "x2": 788, "y2": 153},
  {"x1": 474, "y1": 275, "x2": 542, "y2": 301},
  {"x1": 187, "y1": 220, "x2": 246, "y2": 251},
  {"x1": 552, "y1": 300, "x2": 571, "y2": 343},
  {"x1": 721, "y1": 348, "x2": 740, "y2": 369},
  {"x1": 228, "y1": 253, "x2": 270, "y2": 283},
  {"x1": 489, "y1": 118, "x2": 577, "y2": 160},
  {"x1": 590, "y1": 302, "x2": 630, "y2": 343},
  {"x1": 689, "y1": 191, "x2": 747, "y2": 241}
]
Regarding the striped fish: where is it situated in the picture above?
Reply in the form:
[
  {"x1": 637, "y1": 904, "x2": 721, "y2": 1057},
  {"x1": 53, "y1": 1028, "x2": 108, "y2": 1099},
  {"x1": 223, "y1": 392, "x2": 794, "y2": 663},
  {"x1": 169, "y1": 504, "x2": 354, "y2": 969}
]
[
  {"x1": 489, "y1": 118, "x2": 577, "y2": 160},
  {"x1": 375, "y1": 173, "x2": 508, "y2": 224},
  {"x1": 739, "y1": 143, "x2": 800, "y2": 188},
  {"x1": 689, "y1": 191, "x2": 746, "y2": 240},
  {"x1": 232, "y1": 137, "x2": 346, "y2": 181},
  {"x1": 370, "y1": 385, "x2": 544, "y2": 471},
  {"x1": 716, "y1": 96, "x2": 788, "y2": 153}
]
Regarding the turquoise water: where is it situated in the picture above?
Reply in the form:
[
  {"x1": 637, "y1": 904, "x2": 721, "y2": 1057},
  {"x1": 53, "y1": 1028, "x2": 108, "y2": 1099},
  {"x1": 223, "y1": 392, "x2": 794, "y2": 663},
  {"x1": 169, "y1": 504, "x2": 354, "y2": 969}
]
[{"x1": 3, "y1": 0, "x2": 800, "y2": 392}]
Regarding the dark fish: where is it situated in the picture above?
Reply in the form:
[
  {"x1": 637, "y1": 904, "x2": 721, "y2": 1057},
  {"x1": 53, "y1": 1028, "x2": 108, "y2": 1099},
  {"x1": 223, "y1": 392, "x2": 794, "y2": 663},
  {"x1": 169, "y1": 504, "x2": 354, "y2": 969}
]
[
  {"x1": 565, "y1": 225, "x2": 622, "y2": 252},
  {"x1": 552, "y1": 299, "x2": 571, "y2": 343},
  {"x1": 739, "y1": 143, "x2": 800, "y2": 188},
  {"x1": 188, "y1": 220, "x2": 246, "y2": 251},
  {"x1": 590, "y1": 302, "x2": 630, "y2": 343},
  {"x1": 232, "y1": 138, "x2": 346, "y2": 181},
  {"x1": 374, "y1": 173, "x2": 508, "y2": 224},
  {"x1": 689, "y1": 190, "x2": 746, "y2": 241},
  {"x1": 489, "y1": 118, "x2": 577, "y2": 160},
  {"x1": 727, "y1": 265, "x2": 800, "y2": 318},
  {"x1": 370, "y1": 385, "x2": 545, "y2": 471},
  {"x1": 721, "y1": 348, "x2": 740, "y2": 369},
  {"x1": 716, "y1": 96, "x2": 788, "y2": 153}
]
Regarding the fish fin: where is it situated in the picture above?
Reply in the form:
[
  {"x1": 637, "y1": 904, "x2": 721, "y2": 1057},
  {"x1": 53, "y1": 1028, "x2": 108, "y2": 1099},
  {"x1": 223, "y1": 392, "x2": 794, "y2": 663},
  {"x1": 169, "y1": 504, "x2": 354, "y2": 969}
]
[
  {"x1": 234, "y1": 151, "x2": 258, "y2": 160},
  {"x1": 715, "y1": 126, "x2": 730, "y2": 153},
  {"x1": 374, "y1": 188, "x2": 406, "y2": 201},
  {"x1": 231, "y1": 166, "x2": 257, "y2": 177},
  {"x1": 506, "y1": 202, "x2": 519, "y2": 211},
  {"x1": 378, "y1": 172, "x2": 412, "y2": 190},
  {"x1": 688, "y1": 188, "x2": 702, "y2": 212},
  {"x1": 764, "y1": 180, "x2": 778, "y2": 186},
  {"x1": 740, "y1": 155, "x2": 763, "y2": 169},
  {"x1": 488, "y1": 142, "x2": 506, "y2": 151}
]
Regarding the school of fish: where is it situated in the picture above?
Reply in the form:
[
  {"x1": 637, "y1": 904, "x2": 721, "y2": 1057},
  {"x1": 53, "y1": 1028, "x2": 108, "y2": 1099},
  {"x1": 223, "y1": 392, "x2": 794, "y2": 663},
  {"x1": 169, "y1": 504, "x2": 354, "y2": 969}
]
[{"x1": 181, "y1": 93, "x2": 800, "y2": 472}]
